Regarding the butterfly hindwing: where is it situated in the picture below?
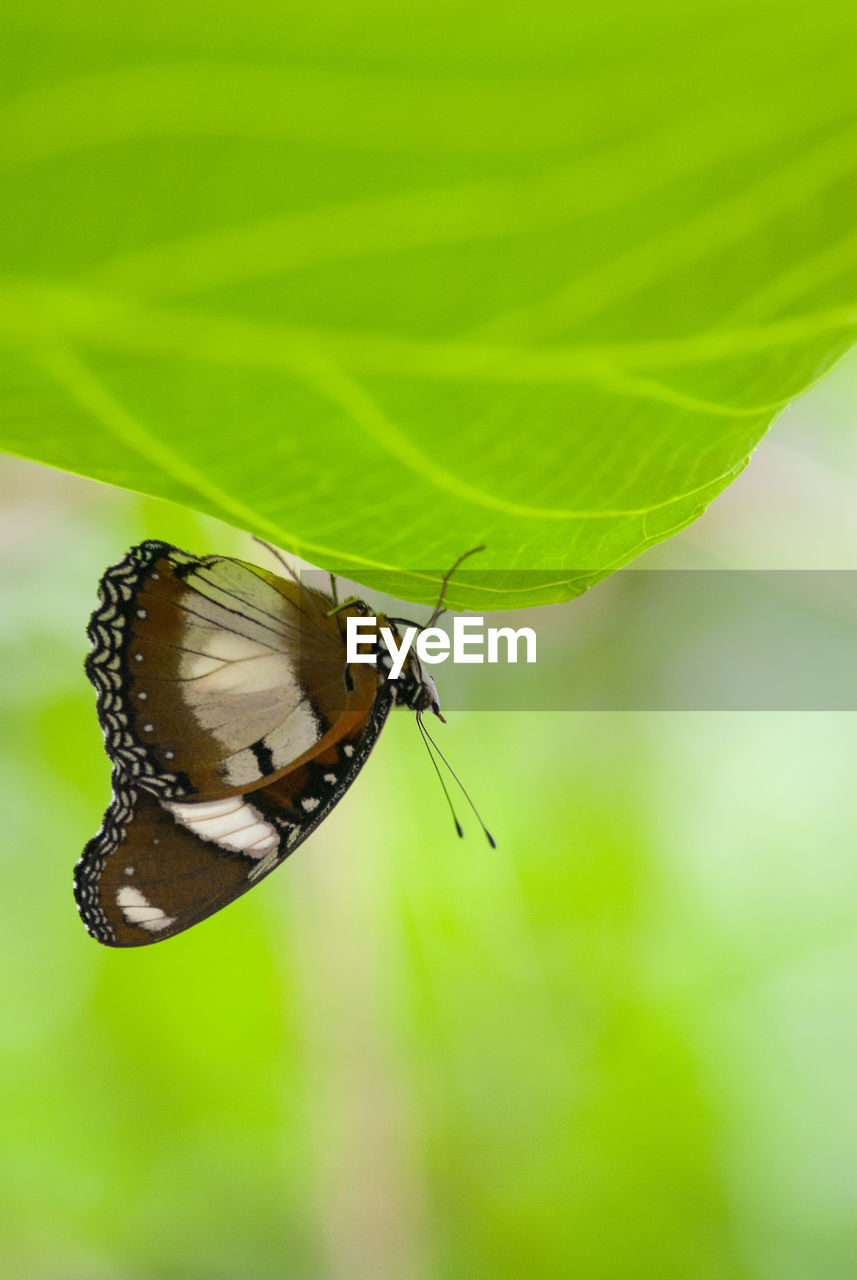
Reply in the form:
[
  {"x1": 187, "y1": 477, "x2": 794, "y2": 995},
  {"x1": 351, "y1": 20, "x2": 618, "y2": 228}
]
[{"x1": 74, "y1": 700, "x2": 392, "y2": 947}]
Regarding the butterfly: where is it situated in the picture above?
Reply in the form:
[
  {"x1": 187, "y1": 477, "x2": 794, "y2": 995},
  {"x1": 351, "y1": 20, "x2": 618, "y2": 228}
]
[{"x1": 74, "y1": 539, "x2": 487, "y2": 947}]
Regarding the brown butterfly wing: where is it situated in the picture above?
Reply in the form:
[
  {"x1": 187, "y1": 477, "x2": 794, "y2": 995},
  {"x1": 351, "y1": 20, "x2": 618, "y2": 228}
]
[
  {"x1": 75, "y1": 704, "x2": 392, "y2": 947},
  {"x1": 86, "y1": 540, "x2": 379, "y2": 802}
]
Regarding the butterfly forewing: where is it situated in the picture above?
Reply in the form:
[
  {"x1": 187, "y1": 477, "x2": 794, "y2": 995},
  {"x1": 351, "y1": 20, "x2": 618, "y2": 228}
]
[{"x1": 86, "y1": 540, "x2": 379, "y2": 801}]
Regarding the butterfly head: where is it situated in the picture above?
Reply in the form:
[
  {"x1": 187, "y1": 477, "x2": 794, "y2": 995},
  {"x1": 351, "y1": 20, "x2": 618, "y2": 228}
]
[
  {"x1": 388, "y1": 637, "x2": 444, "y2": 721},
  {"x1": 400, "y1": 665, "x2": 442, "y2": 720}
]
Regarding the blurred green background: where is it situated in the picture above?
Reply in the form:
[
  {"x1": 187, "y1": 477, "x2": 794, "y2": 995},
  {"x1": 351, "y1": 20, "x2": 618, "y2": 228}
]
[
  {"x1": 2, "y1": 354, "x2": 856, "y2": 1278},
  {"x1": 1, "y1": 0, "x2": 856, "y2": 1275}
]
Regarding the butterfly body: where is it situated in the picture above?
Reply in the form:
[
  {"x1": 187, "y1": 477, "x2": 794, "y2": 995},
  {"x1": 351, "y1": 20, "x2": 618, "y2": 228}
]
[{"x1": 75, "y1": 540, "x2": 436, "y2": 947}]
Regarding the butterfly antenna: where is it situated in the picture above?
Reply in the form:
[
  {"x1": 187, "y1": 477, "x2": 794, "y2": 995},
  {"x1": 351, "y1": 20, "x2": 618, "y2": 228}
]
[
  {"x1": 417, "y1": 713, "x2": 464, "y2": 839},
  {"x1": 251, "y1": 536, "x2": 327, "y2": 618},
  {"x1": 427, "y1": 545, "x2": 485, "y2": 628},
  {"x1": 419, "y1": 715, "x2": 496, "y2": 848}
]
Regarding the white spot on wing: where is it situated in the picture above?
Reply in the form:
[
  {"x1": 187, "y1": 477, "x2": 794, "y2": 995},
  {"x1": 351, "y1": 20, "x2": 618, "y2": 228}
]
[
  {"x1": 221, "y1": 823, "x2": 279, "y2": 852},
  {"x1": 165, "y1": 796, "x2": 279, "y2": 859},
  {"x1": 116, "y1": 885, "x2": 175, "y2": 932},
  {"x1": 301, "y1": 796, "x2": 320, "y2": 813},
  {"x1": 248, "y1": 833, "x2": 279, "y2": 852},
  {"x1": 167, "y1": 797, "x2": 244, "y2": 822}
]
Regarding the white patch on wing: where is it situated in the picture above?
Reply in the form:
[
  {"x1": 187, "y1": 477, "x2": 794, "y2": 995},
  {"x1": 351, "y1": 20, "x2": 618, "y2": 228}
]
[
  {"x1": 178, "y1": 652, "x2": 225, "y2": 680},
  {"x1": 165, "y1": 797, "x2": 279, "y2": 858},
  {"x1": 203, "y1": 631, "x2": 275, "y2": 663},
  {"x1": 188, "y1": 653, "x2": 294, "y2": 699},
  {"x1": 168, "y1": 796, "x2": 243, "y2": 821},
  {"x1": 178, "y1": 633, "x2": 278, "y2": 683},
  {"x1": 192, "y1": 562, "x2": 295, "y2": 636},
  {"x1": 222, "y1": 751, "x2": 270, "y2": 788},
  {"x1": 221, "y1": 822, "x2": 279, "y2": 852},
  {"x1": 221, "y1": 701, "x2": 321, "y2": 785},
  {"x1": 161, "y1": 562, "x2": 338, "y2": 778},
  {"x1": 116, "y1": 885, "x2": 175, "y2": 932},
  {"x1": 175, "y1": 572, "x2": 287, "y2": 648},
  {"x1": 261, "y1": 704, "x2": 322, "y2": 768},
  {"x1": 179, "y1": 652, "x2": 314, "y2": 744}
]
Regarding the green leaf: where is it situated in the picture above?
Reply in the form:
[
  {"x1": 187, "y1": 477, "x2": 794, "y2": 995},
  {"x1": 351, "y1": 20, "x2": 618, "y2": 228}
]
[{"x1": 0, "y1": 1, "x2": 854, "y2": 608}]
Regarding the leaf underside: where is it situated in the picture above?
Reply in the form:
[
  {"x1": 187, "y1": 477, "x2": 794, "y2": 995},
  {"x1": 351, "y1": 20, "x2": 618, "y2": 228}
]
[{"x1": 0, "y1": 2, "x2": 854, "y2": 608}]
